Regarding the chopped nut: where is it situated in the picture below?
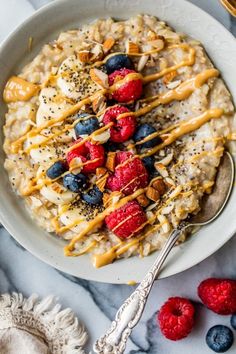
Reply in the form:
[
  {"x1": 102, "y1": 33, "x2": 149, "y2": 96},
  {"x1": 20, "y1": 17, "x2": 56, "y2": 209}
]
[
  {"x1": 157, "y1": 214, "x2": 171, "y2": 233},
  {"x1": 51, "y1": 182, "x2": 66, "y2": 194},
  {"x1": 103, "y1": 192, "x2": 110, "y2": 206},
  {"x1": 96, "y1": 173, "x2": 109, "y2": 192},
  {"x1": 78, "y1": 50, "x2": 91, "y2": 63},
  {"x1": 146, "y1": 186, "x2": 160, "y2": 202},
  {"x1": 152, "y1": 179, "x2": 166, "y2": 196},
  {"x1": 137, "y1": 55, "x2": 149, "y2": 72},
  {"x1": 92, "y1": 129, "x2": 110, "y2": 144},
  {"x1": 137, "y1": 194, "x2": 150, "y2": 207},
  {"x1": 158, "y1": 152, "x2": 173, "y2": 166},
  {"x1": 92, "y1": 93, "x2": 107, "y2": 114},
  {"x1": 159, "y1": 57, "x2": 168, "y2": 71},
  {"x1": 166, "y1": 80, "x2": 181, "y2": 89},
  {"x1": 96, "y1": 167, "x2": 107, "y2": 177},
  {"x1": 154, "y1": 163, "x2": 169, "y2": 178},
  {"x1": 90, "y1": 68, "x2": 109, "y2": 88},
  {"x1": 148, "y1": 36, "x2": 165, "y2": 51},
  {"x1": 90, "y1": 43, "x2": 104, "y2": 62},
  {"x1": 106, "y1": 152, "x2": 116, "y2": 172},
  {"x1": 126, "y1": 41, "x2": 139, "y2": 54},
  {"x1": 147, "y1": 30, "x2": 158, "y2": 41},
  {"x1": 103, "y1": 37, "x2": 115, "y2": 53},
  {"x1": 163, "y1": 70, "x2": 177, "y2": 84}
]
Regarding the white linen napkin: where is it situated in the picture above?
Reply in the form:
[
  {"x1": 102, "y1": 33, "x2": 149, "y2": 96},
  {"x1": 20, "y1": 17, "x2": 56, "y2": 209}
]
[{"x1": 0, "y1": 293, "x2": 88, "y2": 354}]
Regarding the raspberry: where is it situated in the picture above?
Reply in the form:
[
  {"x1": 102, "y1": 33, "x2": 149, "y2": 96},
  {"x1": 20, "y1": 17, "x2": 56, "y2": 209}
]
[
  {"x1": 198, "y1": 278, "x2": 236, "y2": 315},
  {"x1": 103, "y1": 105, "x2": 136, "y2": 143},
  {"x1": 108, "y1": 68, "x2": 143, "y2": 102},
  {"x1": 106, "y1": 151, "x2": 149, "y2": 195},
  {"x1": 66, "y1": 139, "x2": 105, "y2": 174},
  {"x1": 157, "y1": 297, "x2": 195, "y2": 341},
  {"x1": 105, "y1": 200, "x2": 147, "y2": 239}
]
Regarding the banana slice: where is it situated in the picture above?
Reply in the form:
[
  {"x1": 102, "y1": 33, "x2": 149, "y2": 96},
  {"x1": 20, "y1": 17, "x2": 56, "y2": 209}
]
[
  {"x1": 24, "y1": 135, "x2": 56, "y2": 164},
  {"x1": 40, "y1": 185, "x2": 77, "y2": 205},
  {"x1": 57, "y1": 55, "x2": 97, "y2": 100},
  {"x1": 36, "y1": 87, "x2": 72, "y2": 127},
  {"x1": 59, "y1": 207, "x2": 88, "y2": 233}
]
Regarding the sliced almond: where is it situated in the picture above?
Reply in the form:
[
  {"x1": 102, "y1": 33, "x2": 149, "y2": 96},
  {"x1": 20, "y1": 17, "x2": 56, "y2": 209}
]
[
  {"x1": 148, "y1": 37, "x2": 165, "y2": 51},
  {"x1": 96, "y1": 167, "x2": 107, "y2": 178},
  {"x1": 137, "y1": 55, "x2": 149, "y2": 72},
  {"x1": 92, "y1": 129, "x2": 110, "y2": 144},
  {"x1": 78, "y1": 50, "x2": 91, "y2": 63},
  {"x1": 166, "y1": 80, "x2": 181, "y2": 90},
  {"x1": 90, "y1": 43, "x2": 104, "y2": 62},
  {"x1": 90, "y1": 68, "x2": 109, "y2": 88},
  {"x1": 69, "y1": 157, "x2": 83, "y2": 174},
  {"x1": 96, "y1": 172, "x2": 109, "y2": 192},
  {"x1": 146, "y1": 186, "x2": 160, "y2": 202},
  {"x1": 163, "y1": 70, "x2": 177, "y2": 84},
  {"x1": 158, "y1": 152, "x2": 173, "y2": 166},
  {"x1": 92, "y1": 93, "x2": 107, "y2": 114},
  {"x1": 157, "y1": 214, "x2": 170, "y2": 233},
  {"x1": 103, "y1": 37, "x2": 115, "y2": 54},
  {"x1": 154, "y1": 163, "x2": 169, "y2": 178},
  {"x1": 147, "y1": 30, "x2": 158, "y2": 41},
  {"x1": 126, "y1": 41, "x2": 139, "y2": 54},
  {"x1": 152, "y1": 179, "x2": 166, "y2": 196},
  {"x1": 106, "y1": 151, "x2": 116, "y2": 172},
  {"x1": 137, "y1": 194, "x2": 150, "y2": 207}
]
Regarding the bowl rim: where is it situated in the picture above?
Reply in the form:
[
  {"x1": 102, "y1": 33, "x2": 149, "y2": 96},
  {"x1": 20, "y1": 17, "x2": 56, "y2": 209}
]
[{"x1": 0, "y1": 0, "x2": 236, "y2": 283}]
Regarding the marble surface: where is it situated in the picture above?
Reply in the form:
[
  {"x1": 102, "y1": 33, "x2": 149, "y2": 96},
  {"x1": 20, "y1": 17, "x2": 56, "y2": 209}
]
[{"x1": 0, "y1": 0, "x2": 236, "y2": 353}]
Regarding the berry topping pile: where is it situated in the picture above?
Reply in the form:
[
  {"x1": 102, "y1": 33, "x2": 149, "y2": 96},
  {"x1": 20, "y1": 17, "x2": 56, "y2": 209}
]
[
  {"x1": 45, "y1": 51, "x2": 167, "y2": 241},
  {"x1": 157, "y1": 297, "x2": 195, "y2": 341},
  {"x1": 105, "y1": 200, "x2": 147, "y2": 239}
]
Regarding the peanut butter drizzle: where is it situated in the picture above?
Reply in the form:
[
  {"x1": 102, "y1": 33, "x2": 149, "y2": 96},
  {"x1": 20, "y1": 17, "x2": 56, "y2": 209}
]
[
  {"x1": 116, "y1": 69, "x2": 219, "y2": 121},
  {"x1": 10, "y1": 44, "x2": 196, "y2": 153},
  {"x1": 141, "y1": 108, "x2": 224, "y2": 158},
  {"x1": 64, "y1": 188, "x2": 147, "y2": 254},
  {"x1": 3, "y1": 76, "x2": 39, "y2": 103}
]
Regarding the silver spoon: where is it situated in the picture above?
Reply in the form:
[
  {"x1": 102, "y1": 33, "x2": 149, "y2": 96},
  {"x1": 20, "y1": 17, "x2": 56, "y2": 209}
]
[{"x1": 93, "y1": 151, "x2": 235, "y2": 354}]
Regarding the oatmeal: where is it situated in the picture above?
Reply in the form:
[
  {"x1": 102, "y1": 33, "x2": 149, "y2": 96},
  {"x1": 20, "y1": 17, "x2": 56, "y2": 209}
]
[{"x1": 3, "y1": 15, "x2": 236, "y2": 267}]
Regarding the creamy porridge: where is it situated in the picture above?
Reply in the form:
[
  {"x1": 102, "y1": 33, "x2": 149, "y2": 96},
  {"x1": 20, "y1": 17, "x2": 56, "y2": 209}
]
[{"x1": 3, "y1": 15, "x2": 236, "y2": 267}]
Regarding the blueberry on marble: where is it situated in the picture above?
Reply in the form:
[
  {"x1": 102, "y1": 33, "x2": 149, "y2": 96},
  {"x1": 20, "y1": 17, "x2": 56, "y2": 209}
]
[
  {"x1": 63, "y1": 173, "x2": 88, "y2": 193},
  {"x1": 74, "y1": 113, "x2": 99, "y2": 137},
  {"x1": 133, "y1": 123, "x2": 163, "y2": 148},
  {"x1": 46, "y1": 161, "x2": 67, "y2": 179},
  {"x1": 105, "y1": 54, "x2": 134, "y2": 74},
  {"x1": 206, "y1": 325, "x2": 234, "y2": 353},
  {"x1": 142, "y1": 156, "x2": 155, "y2": 172},
  {"x1": 230, "y1": 314, "x2": 236, "y2": 330},
  {"x1": 82, "y1": 186, "x2": 103, "y2": 205}
]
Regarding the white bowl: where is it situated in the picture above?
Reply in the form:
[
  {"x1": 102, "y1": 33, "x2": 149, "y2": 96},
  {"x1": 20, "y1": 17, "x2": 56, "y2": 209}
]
[{"x1": 0, "y1": 0, "x2": 236, "y2": 284}]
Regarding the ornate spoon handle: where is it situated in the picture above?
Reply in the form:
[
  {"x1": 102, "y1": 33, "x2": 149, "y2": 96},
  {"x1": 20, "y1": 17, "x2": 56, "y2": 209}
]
[{"x1": 93, "y1": 223, "x2": 188, "y2": 354}]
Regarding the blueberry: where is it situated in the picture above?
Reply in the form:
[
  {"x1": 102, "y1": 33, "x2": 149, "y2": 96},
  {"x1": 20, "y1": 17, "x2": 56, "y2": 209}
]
[
  {"x1": 74, "y1": 113, "x2": 99, "y2": 137},
  {"x1": 63, "y1": 173, "x2": 88, "y2": 193},
  {"x1": 133, "y1": 124, "x2": 163, "y2": 149},
  {"x1": 105, "y1": 54, "x2": 134, "y2": 74},
  {"x1": 82, "y1": 186, "x2": 103, "y2": 205},
  {"x1": 142, "y1": 156, "x2": 155, "y2": 172},
  {"x1": 230, "y1": 314, "x2": 236, "y2": 330},
  {"x1": 206, "y1": 325, "x2": 234, "y2": 353},
  {"x1": 104, "y1": 141, "x2": 121, "y2": 152},
  {"x1": 46, "y1": 161, "x2": 67, "y2": 179}
]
